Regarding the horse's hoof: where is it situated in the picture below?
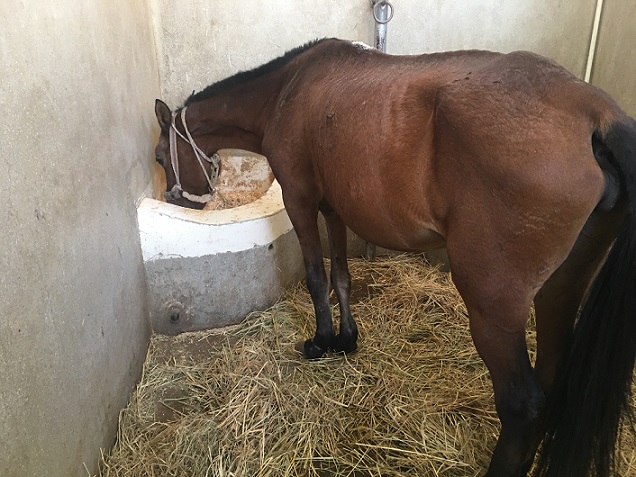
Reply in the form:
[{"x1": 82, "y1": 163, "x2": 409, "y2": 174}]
[
  {"x1": 333, "y1": 334, "x2": 358, "y2": 355},
  {"x1": 296, "y1": 339, "x2": 328, "y2": 359}
]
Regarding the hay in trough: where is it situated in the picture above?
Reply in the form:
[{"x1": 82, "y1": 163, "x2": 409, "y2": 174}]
[{"x1": 98, "y1": 255, "x2": 636, "y2": 477}]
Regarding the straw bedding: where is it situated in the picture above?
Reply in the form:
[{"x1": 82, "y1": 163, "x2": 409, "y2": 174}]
[{"x1": 98, "y1": 255, "x2": 636, "y2": 477}]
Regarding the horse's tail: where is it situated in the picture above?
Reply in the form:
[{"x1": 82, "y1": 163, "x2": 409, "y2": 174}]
[{"x1": 535, "y1": 118, "x2": 636, "y2": 477}]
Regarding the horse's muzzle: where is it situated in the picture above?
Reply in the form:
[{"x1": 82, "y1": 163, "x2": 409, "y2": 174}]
[{"x1": 164, "y1": 186, "x2": 182, "y2": 201}]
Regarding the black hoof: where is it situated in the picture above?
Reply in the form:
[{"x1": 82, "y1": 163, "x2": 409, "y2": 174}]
[
  {"x1": 333, "y1": 334, "x2": 358, "y2": 355},
  {"x1": 296, "y1": 338, "x2": 328, "y2": 359}
]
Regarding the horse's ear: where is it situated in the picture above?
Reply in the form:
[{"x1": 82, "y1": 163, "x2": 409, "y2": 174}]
[{"x1": 155, "y1": 99, "x2": 171, "y2": 132}]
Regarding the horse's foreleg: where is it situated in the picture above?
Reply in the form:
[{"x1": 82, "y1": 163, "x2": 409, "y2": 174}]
[
  {"x1": 321, "y1": 204, "x2": 358, "y2": 354},
  {"x1": 284, "y1": 200, "x2": 336, "y2": 358}
]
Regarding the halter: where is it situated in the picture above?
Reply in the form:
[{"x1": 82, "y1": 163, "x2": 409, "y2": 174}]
[{"x1": 168, "y1": 106, "x2": 220, "y2": 204}]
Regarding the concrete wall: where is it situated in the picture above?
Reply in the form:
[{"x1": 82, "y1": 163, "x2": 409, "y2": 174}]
[
  {"x1": 390, "y1": 0, "x2": 597, "y2": 77},
  {"x1": 591, "y1": 0, "x2": 636, "y2": 117},
  {"x1": 0, "y1": 1, "x2": 158, "y2": 476},
  {"x1": 152, "y1": 0, "x2": 598, "y2": 108}
]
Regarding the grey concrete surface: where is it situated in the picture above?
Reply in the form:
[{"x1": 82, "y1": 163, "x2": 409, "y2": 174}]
[
  {"x1": 146, "y1": 230, "x2": 305, "y2": 334},
  {"x1": 590, "y1": 0, "x2": 636, "y2": 117},
  {"x1": 0, "y1": 1, "x2": 158, "y2": 475},
  {"x1": 390, "y1": 0, "x2": 598, "y2": 77},
  {"x1": 150, "y1": 0, "x2": 598, "y2": 107}
]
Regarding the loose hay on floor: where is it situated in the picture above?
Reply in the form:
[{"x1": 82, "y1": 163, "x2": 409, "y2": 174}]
[{"x1": 98, "y1": 254, "x2": 636, "y2": 477}]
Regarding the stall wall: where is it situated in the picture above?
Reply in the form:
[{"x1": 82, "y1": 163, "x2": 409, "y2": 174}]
[
  {"x1": 0, "y1": 1, "x2": 158, "y2": 476},
  {"x1": 590, "y1": 0, "x2": 636, "y2": 117},
  {"x1": 152, "y1": 0, "x2": 597, "y2": 108}
]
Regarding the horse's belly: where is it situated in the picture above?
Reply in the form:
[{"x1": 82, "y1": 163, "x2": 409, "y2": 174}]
[
  {"x1": 344, "y1": 213, "x2": 446, "y2": 253},
  {"x1": 323, "y1": 171, "x2": 444, "y2": 252}
]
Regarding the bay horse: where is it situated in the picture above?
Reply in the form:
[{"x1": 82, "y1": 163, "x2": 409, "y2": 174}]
[{"x1": 153, "y1": 38, "x2": 636, "y2": 477}]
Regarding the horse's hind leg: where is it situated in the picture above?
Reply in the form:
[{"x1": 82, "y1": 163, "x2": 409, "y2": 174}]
[
  {"x1": 467, "y1": 295, "x2": 544, "y2": 477},
  {"x1": 449, "y1": 210, "x2": 623, "y2": 476},
  {"x1": 320, "y1": 202, "x2": 358, "y2": 353},
  {"x1": 530, "y1": 208, "x2": 625, "y2": 469},
  {"x1": 449, "y1": 250, "x2": 545, "y2": 477},
  {"x1": 533, "y1": 210, "x2": 623, "y2": 395}
]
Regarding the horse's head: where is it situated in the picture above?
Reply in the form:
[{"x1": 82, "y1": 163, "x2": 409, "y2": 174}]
[{"x1": 154, "y1": 99, "x2": 220, "y2": 210}]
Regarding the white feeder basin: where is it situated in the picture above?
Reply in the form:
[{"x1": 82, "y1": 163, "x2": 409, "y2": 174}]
[{"x1": 137, "y1": 150, "x2": 304, "y2": 334}]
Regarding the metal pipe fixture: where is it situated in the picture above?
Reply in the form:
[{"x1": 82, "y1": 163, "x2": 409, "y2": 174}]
[{"x1": 371, "y1": 0, "x2": 394, "y2": 52}]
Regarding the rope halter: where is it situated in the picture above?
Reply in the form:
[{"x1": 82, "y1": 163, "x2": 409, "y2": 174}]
[{"x1": 167, "y1": 106, "x2": 220, "y2": 204}]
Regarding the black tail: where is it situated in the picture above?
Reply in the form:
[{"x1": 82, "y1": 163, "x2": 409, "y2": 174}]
[{"x1": 535, "y1": 120, "x2": 636, "y2": 477}]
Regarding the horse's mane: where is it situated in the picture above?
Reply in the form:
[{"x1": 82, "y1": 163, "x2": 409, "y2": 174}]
[{"x1": 184, "y1": 38, "x2": 330, "y2": 106}]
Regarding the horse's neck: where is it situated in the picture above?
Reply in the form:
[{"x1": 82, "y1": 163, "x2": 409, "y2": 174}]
[{"x1": 190, "y1": 70, "x2": 287, "y2": 141}]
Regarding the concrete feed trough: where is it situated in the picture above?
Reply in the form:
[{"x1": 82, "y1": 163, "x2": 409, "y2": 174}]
[{"x1": 137, "y1": 150, "x2": 304, "y2": 334}]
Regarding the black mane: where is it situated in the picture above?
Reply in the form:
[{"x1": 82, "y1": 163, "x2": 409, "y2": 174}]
[{"x1": 184, "y1": 38, "x2": 330, "y2": 106}]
